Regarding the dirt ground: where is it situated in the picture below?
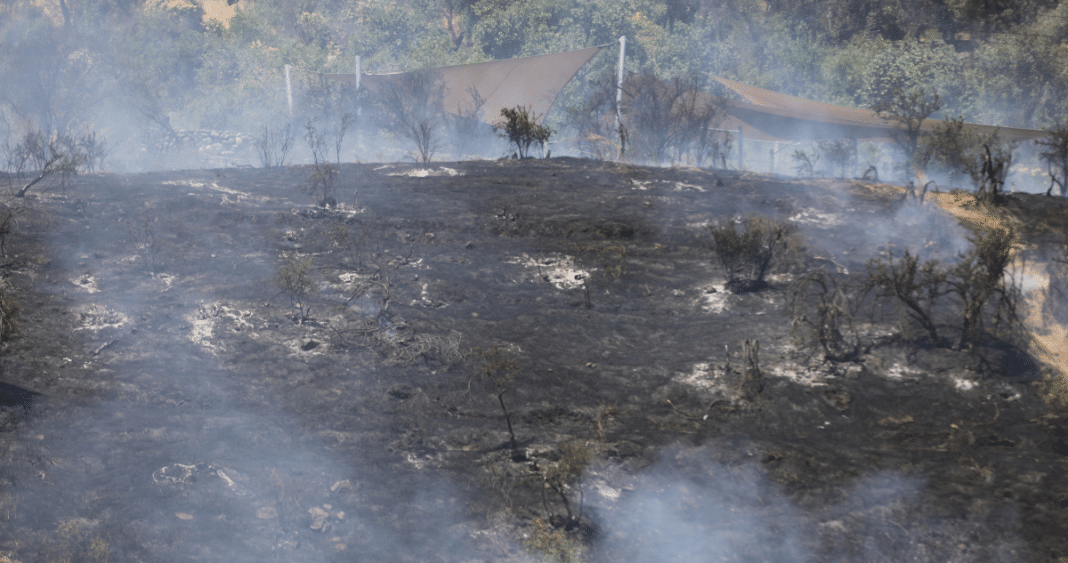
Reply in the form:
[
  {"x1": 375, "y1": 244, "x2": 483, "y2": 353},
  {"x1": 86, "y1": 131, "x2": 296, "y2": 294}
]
[{"x1": 0, "y1": 158, "x2": 1066, "y2": 562}]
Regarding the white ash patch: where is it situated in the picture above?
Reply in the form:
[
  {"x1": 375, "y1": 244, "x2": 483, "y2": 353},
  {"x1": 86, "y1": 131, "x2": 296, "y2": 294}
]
[
  {"x1": 630, "y1": 179, "x2": 653, "y2": 190},
  {"x1": 673, "y1": 182, "x2": 705, "y2": 192},
  {"x1": 673, "y1": 362, "x2": 734, "y2": 396},
  {"x1": 386, "y1": 167, "x2": 463, "y2": 178},
  {"x1": 770, "y1": 360, "x2": 828, "y2": 386},
  {"x1": 506, "y1": 253, "x2": 590, "y2": 290},
  {"x1": 153, "y1": 273, "x2": 177, "y2": 288},
  {"x1": 953, "y1": 377, "x2": 978, "y2": 391},
  {"x1": 699, "y1": 283, "x2": 728, "y2": 313},
  {"x1": 884, "y1": 362, "x2": 923, "y2": 381},
  {"x1": 789, "y1": 207, "x2": 845, "y2": 227},
  {"x1": 186, "y1": 302, "x2": 254, "y2": 354},
  {"x1": 75, "y1": 305, "x2": 127, "y2": 331},
  {"x1": 71, "y1": 273, "x2": 100, "y2": 293}
]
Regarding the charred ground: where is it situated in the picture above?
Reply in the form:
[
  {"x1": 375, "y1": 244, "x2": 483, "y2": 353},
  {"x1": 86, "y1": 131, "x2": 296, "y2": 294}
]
[{"x1": 0, "y1": 158, "x2": 1066, "y2": 562}]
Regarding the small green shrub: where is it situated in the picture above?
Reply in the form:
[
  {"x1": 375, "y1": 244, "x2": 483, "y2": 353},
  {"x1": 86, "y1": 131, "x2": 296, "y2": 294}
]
[
  {"x1": 708, "y1": 216, "x2": 798, "y2": 293},
  {"x1": 495, "y1": 106, "x2": 553, "y2": 159}
]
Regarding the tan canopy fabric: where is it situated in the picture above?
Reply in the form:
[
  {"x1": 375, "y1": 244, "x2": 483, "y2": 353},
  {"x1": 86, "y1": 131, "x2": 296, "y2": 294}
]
[
  {"x1": 711, "y1": 75, "x2": 1048, "y2": 144},
  {"x1": 317, "y1": 46, "x2": 606, "y2": 124}
]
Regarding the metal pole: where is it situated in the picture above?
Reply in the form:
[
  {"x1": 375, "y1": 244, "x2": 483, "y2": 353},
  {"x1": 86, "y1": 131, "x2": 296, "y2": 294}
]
[
  {"x1": 616, "y1": 36, "x2": 625, "y2": 133},
  {"x1": 285, "y1": 64, "x2": 293, "y2": 117},
  {"x1": 354, "y1": 55, "x2": 361, "y2": 117},
  {"x1": 737, "y1": 126, "x2": 744, "y2": 169}
]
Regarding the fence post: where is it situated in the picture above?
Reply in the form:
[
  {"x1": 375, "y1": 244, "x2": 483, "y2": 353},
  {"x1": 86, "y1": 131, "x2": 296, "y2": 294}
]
[
  {"x1": 285, "y1": 64, "x2": 293, "y2": 117},
  {"x1": 737, "y1": 126, "x2": 744, "y2": 169},
  {"x1": 616, "y1": 36, "x2": 626, "y2": 133}
]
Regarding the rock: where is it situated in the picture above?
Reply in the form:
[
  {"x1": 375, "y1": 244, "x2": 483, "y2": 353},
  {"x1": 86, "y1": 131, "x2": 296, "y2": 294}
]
[
  {"x1": 307, "y1": 507, "x2": 329, "y2": 532},
  {"x1": 330, "y1": 479, "x2": 354, "y2": 492}
]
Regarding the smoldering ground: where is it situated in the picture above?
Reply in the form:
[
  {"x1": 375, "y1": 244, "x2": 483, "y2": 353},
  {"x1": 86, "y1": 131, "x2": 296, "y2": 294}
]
[{"x1": 0, "y1": 159, "x2": 1063, "y2": 562}]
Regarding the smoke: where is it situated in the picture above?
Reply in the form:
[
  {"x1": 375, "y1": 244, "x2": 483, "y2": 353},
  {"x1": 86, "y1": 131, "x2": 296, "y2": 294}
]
[{"x1": 585, "y1": 443, "x2": 1024, "y2": 563}]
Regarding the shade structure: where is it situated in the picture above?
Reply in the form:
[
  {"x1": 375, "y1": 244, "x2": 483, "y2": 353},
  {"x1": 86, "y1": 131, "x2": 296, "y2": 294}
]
[
  {"x1": 710, "y1": 75, "x2": 1048, "y2": 144},
  {"x1": 317, "y1": 46, "x2": 606, "y2": 125}
]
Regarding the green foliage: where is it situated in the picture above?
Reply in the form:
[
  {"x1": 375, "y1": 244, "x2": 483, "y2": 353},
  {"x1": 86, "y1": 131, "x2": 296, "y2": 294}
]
[
  {"x1": 708, "y1": 216, "x2": 798, "y2": 293},
  {"x1": 495, "y1": 106, "x2": 553, "y2": 159},
  {"x1": 873, "y1": 88, "x2": 943, "y2": 178}
]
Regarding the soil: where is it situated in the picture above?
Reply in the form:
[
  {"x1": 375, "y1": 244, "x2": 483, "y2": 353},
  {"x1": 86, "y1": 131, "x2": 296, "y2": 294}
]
[{"x1": 0, "y1": 158, "x2": 1066, "y2": 562}]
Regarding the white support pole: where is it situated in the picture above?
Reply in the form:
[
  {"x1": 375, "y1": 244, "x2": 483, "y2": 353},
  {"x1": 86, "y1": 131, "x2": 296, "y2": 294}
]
[
  {"x1": 615, "y1": 36, "x2": 626, "y2": 133},
  {"x1": 285, "y1": 64, "x2": 293, "y2": 117},
  {"x1": 354, "y1": 55, "x2": 362, "y2": 117},
  {"x1": 737, "y1": 126, "x2": 744, "y2": 169}
]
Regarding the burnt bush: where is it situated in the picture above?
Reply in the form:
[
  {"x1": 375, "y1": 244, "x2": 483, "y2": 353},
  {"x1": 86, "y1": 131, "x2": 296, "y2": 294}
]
[
  {"x1": 865, "y1": 224, "x2": 1021, "y2": 350},
  {"x1": 708, "y1": 216, "x2": 798, "y2": 293},
  {"x1": 790, "y1": 270, "x2": 867, "y2": 362},
  {"x1": 621, "y1": 75, "x2": 727, "y2": 166},
  {"x1": 373, "y1": 70, "x2": 448, "y2": 164},
  {"x1": 255, "y1": 123, "x2": 296, "y2": 168}
]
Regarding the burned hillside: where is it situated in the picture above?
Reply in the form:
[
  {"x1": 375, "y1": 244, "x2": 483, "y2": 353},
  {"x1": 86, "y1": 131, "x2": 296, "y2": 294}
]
[{"x1": 0, "y1": 158, "x2": 1066, "y2": 562}]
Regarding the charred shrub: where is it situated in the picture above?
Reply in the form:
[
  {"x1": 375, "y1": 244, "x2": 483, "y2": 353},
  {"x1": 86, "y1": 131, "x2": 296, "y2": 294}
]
[
  {"x1": 946, "y1": 224, "x2": 1021, "y2": 350},
  {"x1": 865, "y1": 224, "x2": 1021, "y2": 350},
  {"x1": 524, "y1": 517, "x2": 585, "y2": 563},
  {"x1": 495, "y1": 106, "x2": 553, "y2": 159},
  {"x1": 1036, "y1": 123, "x2": 1068, "y2": 197},
  {"x1": 864, "y1": 247, "x2": 948, "y2": 345},
  {"x1": 791, "y1": 147, "x2": 820, "y2": 178},
  {"x1": 473, "y1": 344, "x2": 522, "y2": 452},
  {"x1": 373, "y1": 70, "x2": 447, "y2": 164},
  {"x1": 790, "y1": 270, "x2": 866, "y2": 362},
  {"x1": 301, "y1": 118, "x2": 337, "y2": 206},
  {"x1": 819, "y1": 139, "x2": 857, "y2": 178},
  {"x1": 708, "y1": 216, "x2": 798, "y2": 293},
  {"x1": 621, "y1": 75, "x2": 726, "y2": 166},
  {"x1": 0, "y1": 281, "x2": 20, "y2": 344},
  {"x1": 255, "y1": 123, "x2": 296, "y2": 168},
  {"x1": 273, "y1": 257, "x2": 316, "y2": 324},
  {"x1": 1045, "y1": 236, "x2": 1068, "y2": 326}
]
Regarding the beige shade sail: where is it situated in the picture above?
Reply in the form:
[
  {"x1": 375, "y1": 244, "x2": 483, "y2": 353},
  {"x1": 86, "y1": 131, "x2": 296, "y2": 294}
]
[
  {"x1": 710, "y1": 75, "x2": 1048, "y2": 144},
  {"x1": 314, "y1": 46, "x2": 607, "y2": 125}
]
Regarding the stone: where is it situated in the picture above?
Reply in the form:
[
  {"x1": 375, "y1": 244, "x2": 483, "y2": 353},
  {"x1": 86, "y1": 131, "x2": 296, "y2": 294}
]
[{"x1": 307, "y1": 507, "x2": 329, "y2": 532}]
